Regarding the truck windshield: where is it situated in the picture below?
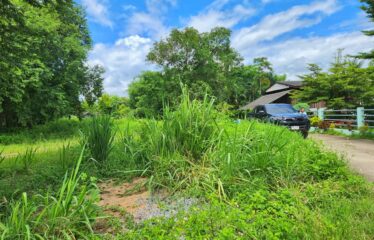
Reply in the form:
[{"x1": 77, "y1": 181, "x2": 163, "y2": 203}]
[{"x1": 265, "y1": 105, "x2": 297, "y2": 114}]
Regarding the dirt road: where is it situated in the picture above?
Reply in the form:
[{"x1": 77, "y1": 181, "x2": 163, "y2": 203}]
[{"x1": 310, "y1": 134, "x2": 374, "y2": 181}]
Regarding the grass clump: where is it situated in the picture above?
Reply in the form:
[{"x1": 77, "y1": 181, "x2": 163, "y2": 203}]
[
  {"x1": 141, "y1": 88, "x2": 220, "y2": 161},
  {"x1": 82, "y1": 115, "x2": 116, "y2": 164},
  {"x1": 129, "y1": 89, "x2": 222, "y2": 191},
  {"x1": 0, "y1": 149, "x2": 5, "y2": 166},
  {"x1": 17, "y1": 147, "x2": 37, "y2": 173}
]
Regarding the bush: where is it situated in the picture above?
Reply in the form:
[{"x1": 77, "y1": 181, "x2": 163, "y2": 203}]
[
  {"x1": 293, "y1": 102, "x2": 310, "y2": 111},
  {"x1": 310, "y1": 116, "x2": 321, "y2": 127},
  {"x1": 0, "y1": 118, "x2": 83, "y2": 145}
]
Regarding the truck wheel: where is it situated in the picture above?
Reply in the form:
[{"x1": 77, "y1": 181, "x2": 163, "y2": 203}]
[{"x1": 302, "y1": 131, "x2": 308, "y2": 139}]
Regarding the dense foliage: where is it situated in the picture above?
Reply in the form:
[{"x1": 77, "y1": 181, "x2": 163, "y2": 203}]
[
  {"x1": 83, "y1": 94, "x2": 131, "y2": 118},
  {"x1": 129, "y1": 28, "x2": 284, "y2": 117},
  {"x1": 293, "y1": 52, "x2": 374, "y2": 109},
  {"x1": 0, "y1": 0, "x2": 103, "y2": 129},
  {"x1": 358, "y1": 0, "x2": 374, "y2": 59}
]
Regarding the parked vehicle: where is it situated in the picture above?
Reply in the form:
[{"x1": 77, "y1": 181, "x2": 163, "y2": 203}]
[{"x1": 249, "y1": 104, "x2": 310, "y2": 138}]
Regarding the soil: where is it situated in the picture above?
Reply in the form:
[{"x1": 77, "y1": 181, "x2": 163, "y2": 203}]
[
  {"x1": 310, "y1": 134, "x2": 374, "y2": 181},
  {"x1": 98, "y1": 178, "x2": 197, "y2": 223}
]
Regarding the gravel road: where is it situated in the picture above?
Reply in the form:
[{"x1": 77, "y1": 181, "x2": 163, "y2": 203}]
[{"x1": 310, "y1": 134, "x2": 374, "y2": 181}]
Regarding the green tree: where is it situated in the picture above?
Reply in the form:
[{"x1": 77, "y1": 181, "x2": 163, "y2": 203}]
[
  {"x1": 293, "y1": 52, "x2": 374, "y2": 109},
  {"x1": 0, "y1": 0, "x2": 92, "y2": 128},
  {"x1": 129, "y1": 71, "x2": 179, "y2": 117},
  {"x1": 147, "y1": 27, "x2": 242, "y2": 102},
  {"x1": 358, "y1": 0, "x2": 374, "y2": 59},
  {"x1": 225, "y1": 59, "x2": 285, "y2": 108},
  {"x1": 226, "y1": 65, "x2": 260, "y2": 108},
  {"x1": 129, "y1": 27, "x2": 285, "y2": 115},
  {"x1": 129, "y1": 27, "x2": 249, "y2": 116},
  {"x1": 82, "y1": 65, "x2": 105, "y2": 106}
]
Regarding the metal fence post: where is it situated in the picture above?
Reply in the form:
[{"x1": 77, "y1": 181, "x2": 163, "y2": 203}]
[
  {"x1": 357, "y1": 107, "x2": 365, "y2": 129},
  {"x1": 318, "y1": 108, "x2": 325, "y2": 120}
]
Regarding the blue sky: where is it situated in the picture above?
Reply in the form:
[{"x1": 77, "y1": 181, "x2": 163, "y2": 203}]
[{"x1": 77, "y1": 0, "x2": 373, "y2": 95}]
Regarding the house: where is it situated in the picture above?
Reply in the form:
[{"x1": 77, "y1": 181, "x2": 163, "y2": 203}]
[{"x1": 240, "y1": 81, "x2": 303, "y2": 110}]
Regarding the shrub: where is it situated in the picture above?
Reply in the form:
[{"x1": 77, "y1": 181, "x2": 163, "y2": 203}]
[
  {"x1": 0, "y1": 118, "x2": 83, "y2": 145},
  {"x1": 293, "y1": 102, "x2": 310, "y2": 111},
  {"x1": 310, "y1": 116, "x2": 321, "y2": 127}
]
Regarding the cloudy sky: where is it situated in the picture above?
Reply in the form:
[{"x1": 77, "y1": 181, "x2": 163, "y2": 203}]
[{"x1": 77, "y1": 0, "x2": 373, "y2": 96}]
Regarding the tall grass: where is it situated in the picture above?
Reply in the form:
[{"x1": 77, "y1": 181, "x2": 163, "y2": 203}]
[
  {"x1": 82, "y1": 115, "x2": 116, "y2": 164},
  {"x1": 0, "y1": 147, "x2": 99, "y2": 239},
  {"x1": 118, "y1": 89, "x2": 350, "y2": 198},
  {"x1": 17, "y1": 147, "x2": 37, "y2": 173},
  {"x1": 140, "y1": 89, "x2": 220, "y2": 161},
  {"x1": 125, "y1": 89, "x2": 224, "y2": 191},
  {"x1": 0, "y1": 148, "x2": 5, "y2": 166},
  {"x1": 59, "y1": 142, "x2": 71, "y2": 172},
  {"x1": 0, "y1": 118, "x2": 84, "y2": 145}
]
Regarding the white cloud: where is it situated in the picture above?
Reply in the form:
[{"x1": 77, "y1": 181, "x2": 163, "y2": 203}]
[
  {"x1": 188, "y1": 4, "x2": 255, "y2": 32},
  {"x1": 88, "y1": 35, "x2": 154, "y2": 96},
  {"x1": 232, "y1": 0, "x2": 339, "y2": 51},
  {"x1": 126, "y1": 12, "x2": 170, "y2": 39},
  {"x1": 229, "y1": 0, "x2": 372, "y2": 80},
  {"x1": 247, "y1": 32, "x2": 372, "y2": 79},
  {"x1": 82, "y1": 0, "x2": 113, "y2": 27},
  {"x1": 187, "y1": 0, "x2": 254, "y2": 33},
  {"x1": 123, "y1": 4, "x2": 136, "y2": 11},
  {"x1": 125, "y1": 0, "x2": 176, "y2": 39}
]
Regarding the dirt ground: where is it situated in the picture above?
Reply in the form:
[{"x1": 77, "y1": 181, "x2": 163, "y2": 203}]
[
  {"x1": 310, "y1": 134, "x2": 374, "y2": 181},
  {"x1": 98, "y1": 178, "x2": 197, "y2": 223}
]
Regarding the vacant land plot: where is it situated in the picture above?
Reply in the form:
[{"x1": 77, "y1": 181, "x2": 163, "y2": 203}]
[{"x1": 1, "y1": 98, "x2": 374, "y2": 239}]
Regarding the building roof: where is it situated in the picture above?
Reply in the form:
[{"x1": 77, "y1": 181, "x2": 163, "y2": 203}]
[
  {"x1": 239, "y1": 90, "x2": 291, "y2": 110},
  {"x1": 280, "y1": 81, "x2": 303, "y2": 87},
  {"x1": 266, "y1": 81, "x2": 303, "y2": 94}
]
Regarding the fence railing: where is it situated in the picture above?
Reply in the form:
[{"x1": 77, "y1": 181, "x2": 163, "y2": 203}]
[
  {"x1": 364, "y1": 109, "x2": 374, "y2": 129},
  {"x1": 308, "y1": 107, "x2": 374, "y2": 129}
]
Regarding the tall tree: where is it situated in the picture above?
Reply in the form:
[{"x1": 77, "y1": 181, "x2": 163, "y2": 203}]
[
  {"x1": 129, "y1": 71, "x2": 179, "y2": 117},
  {"x1": 82, "y1": 65, "x2": 105, "y2": 107},
  {"x1": 358, "y1": 0, "x2": 374, "y2": 59},
  {"x1": 0, "y1": 0, "x2": 92, "y2": 128},
  {"x1": 130, "y1": 27, "x2": 243, "y2": 117},
  {"x1": 147, "y1": 27, "x2": 242, "y2": 102},
  {"x1": 293, "y1": 52, "x2": 374, "y2": 109}
]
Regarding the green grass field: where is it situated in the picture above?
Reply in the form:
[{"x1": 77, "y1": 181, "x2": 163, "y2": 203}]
[{"x1": 1, "y1": 96, "x2": 374, "y2": 239}]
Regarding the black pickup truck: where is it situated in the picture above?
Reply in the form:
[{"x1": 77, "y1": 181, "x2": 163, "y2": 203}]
[{"x1": 249, "y1": 104, "x2": 310, "y2": 138}]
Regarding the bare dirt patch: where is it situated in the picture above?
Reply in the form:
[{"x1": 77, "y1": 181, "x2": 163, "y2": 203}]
[
  {"x1": 98, "y1": 177, "x2": 198, "y2": 224},
  {"x1": 99, "y1": 178, "x2": 155, "y2": 220}
]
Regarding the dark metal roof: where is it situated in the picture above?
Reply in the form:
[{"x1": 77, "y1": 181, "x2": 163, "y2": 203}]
[
  {"x1": 240, "y1": 90, "x2": 291, "y2": 110},
  {"x1": 280, "y1": 81, "x2": 303, "y2": 87}
]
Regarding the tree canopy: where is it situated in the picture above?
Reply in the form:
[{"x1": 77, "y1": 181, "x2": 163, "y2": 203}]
[
  {"x1": 129, "y1": 27, "x2": 284, "y2": 117},
  {"x1": 358, "y1": 0, "x2": 374, "y2": 59},
  {"x1": 293, "y1": 52, "x2": 374, "y2": 109},
  {"x1": 0, "y1": 0, "x2": 101, "y2": 128}
]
